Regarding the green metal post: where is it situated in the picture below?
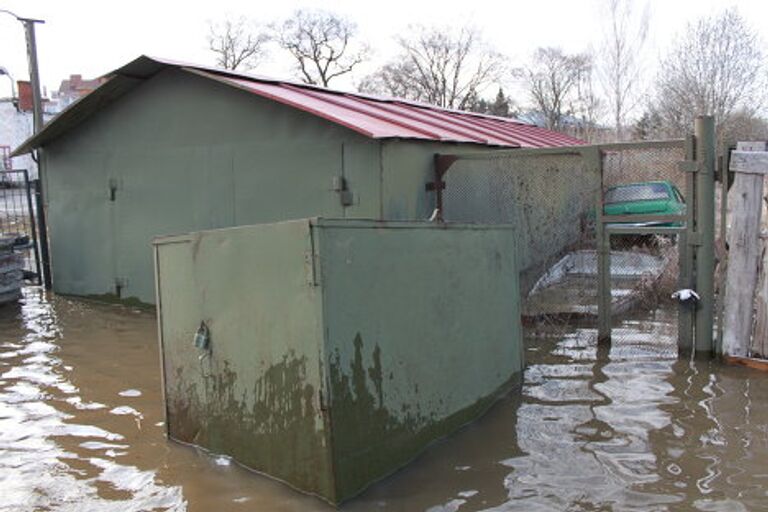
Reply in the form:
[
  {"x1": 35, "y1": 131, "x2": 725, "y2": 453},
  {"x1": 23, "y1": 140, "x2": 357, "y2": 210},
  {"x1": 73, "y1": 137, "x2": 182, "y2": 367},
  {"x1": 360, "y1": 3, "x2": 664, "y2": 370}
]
[
  {"x1": 695, "y1": 116, "x2": 716, "y2": 354},
  {"x1": 591, "y1": 147, "x2": 611, "y2": 342},
  {"x1": 678, "y1": 135, "x2": 695, "y2": 354}
]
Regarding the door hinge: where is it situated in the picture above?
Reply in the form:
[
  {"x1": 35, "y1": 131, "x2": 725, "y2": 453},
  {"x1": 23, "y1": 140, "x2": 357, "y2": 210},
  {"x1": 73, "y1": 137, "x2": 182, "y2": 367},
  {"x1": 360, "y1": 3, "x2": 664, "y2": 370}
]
[{"x1": 108, "y1": 177, "x2": 119, "y2": 202}]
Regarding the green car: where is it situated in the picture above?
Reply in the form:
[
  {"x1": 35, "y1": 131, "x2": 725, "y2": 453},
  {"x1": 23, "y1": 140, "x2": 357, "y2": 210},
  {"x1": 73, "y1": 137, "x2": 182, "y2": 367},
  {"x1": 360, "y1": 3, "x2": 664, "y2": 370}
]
[{"x1": 604, "y1": 180, "x2": 685, "y2": 226}]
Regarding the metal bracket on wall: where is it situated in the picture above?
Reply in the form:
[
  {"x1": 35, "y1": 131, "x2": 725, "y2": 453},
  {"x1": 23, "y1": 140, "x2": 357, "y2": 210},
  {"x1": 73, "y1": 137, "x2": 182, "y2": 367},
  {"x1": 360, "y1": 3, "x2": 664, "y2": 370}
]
[
  {"x1": 678, "y1": 161, "x2": 700, "y2": 174},
  {"x1": 426, "y1": 154, "x2": 460, "y2": 221},
  {"x1": 332, "y1": 176, "x2": 354, "y2": 207}
]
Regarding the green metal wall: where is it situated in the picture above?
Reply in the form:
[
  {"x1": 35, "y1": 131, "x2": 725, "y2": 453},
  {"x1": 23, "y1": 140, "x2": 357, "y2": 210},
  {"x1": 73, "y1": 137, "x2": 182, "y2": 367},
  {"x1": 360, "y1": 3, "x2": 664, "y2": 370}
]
[
  {"x1": 314, "y1": 220, "x2": 523, "y2": 500},
  {"x1": 154, "y1": 218, "x2": 523, "y2": 503},
  {"x1": 42, "y1": 69, "x2": 381, "y2": 304}
]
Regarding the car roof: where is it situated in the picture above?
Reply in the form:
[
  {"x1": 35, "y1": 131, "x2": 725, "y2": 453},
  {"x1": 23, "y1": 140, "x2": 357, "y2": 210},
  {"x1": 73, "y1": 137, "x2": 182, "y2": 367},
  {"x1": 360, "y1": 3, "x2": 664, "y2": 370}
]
[{"x1": 607, "y1": 180, "x2": 673, "y2": 190}]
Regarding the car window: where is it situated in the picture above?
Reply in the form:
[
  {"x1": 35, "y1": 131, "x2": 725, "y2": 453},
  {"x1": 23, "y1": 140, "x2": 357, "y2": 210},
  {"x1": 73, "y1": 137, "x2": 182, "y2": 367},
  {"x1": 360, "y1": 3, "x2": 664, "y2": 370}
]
[
  {"x1": 604, "y1": 183, "x2": 671, "y2": 204},
  {"x1": 672, "y1": 186, "x2": 685, "y2": 203}
]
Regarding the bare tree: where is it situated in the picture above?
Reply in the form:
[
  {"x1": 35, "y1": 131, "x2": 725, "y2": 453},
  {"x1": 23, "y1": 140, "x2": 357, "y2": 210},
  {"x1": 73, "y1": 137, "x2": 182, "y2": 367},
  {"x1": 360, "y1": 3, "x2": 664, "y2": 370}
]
[
  {"x1": 526, "y1": 47, "x2": 592, "y2": 130},
  {"x1": 208, "y1": 17, "x2": 270, "y2": 71},
  {"x1": 359, "y1": 25, "x2": 503, "y2": 110},
  {"x1": 275, "y1": 9, "x2": 369, "y2": 87},
  {"x1": 598, "y1": 0, "x2": 649, "y2": 140},
  {"x1": 570, "y1": 62, "x2": 605, "y2": 141},
  {"x1": 651, "y1": 8, "x2": 765, "y2": 142}
]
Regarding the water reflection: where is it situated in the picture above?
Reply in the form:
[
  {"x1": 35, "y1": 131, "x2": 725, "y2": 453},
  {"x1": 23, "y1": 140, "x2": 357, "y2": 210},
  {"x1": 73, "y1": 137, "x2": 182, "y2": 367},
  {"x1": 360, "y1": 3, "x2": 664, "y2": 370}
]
[
  {"x1": 0, "y1": 288, "x2": 184, "y2": 511},
  {"x1": 1, "y1": 291, "x2": 767, "y2": 511}
]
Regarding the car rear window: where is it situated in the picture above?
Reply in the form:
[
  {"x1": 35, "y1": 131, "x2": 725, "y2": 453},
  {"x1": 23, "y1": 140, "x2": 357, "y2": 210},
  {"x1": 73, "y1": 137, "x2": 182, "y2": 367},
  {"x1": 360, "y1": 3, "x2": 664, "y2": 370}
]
[{"x1": 605, "y1": 183, "x2": 670, "y2": 204}]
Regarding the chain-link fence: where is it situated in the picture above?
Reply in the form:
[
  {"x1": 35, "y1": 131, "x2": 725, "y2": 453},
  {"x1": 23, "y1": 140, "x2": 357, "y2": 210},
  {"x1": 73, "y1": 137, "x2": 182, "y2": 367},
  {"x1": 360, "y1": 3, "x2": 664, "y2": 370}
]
[
  {"x1": 441, "y1": 149, "x2": 600, "y2": 335},
  {"x1": 600, "y1": 143, "x2": 687, "y2": 347},
  {"x1": 439, "y1": 142, "x2": 689, "y2": 348}
]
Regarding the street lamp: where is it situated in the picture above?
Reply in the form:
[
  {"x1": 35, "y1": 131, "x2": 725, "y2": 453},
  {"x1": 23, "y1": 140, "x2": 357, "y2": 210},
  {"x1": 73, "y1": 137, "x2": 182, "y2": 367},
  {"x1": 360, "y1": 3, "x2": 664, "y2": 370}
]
[
  {"x1": 0, "y1": 67, "x2": 15, "y2": 99},
  {"x1": 0, "y1": 9, "x2": 45, "y2": 134}
]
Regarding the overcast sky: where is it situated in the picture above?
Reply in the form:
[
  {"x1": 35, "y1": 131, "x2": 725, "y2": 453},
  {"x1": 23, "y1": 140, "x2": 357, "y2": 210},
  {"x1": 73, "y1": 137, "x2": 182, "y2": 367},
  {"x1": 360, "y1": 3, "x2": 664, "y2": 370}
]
[{"x1": 0, "y1": 0, "x2": 766, "y2": 108}]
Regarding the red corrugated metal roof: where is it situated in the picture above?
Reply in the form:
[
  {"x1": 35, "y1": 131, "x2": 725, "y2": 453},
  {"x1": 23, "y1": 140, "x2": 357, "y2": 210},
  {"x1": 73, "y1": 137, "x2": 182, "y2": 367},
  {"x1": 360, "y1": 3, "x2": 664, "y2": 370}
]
[
  {"x1": 12, "y1": 56, "x2": 585, "y2": 157},
  {"x1": 185, "y1": 67, "x2": 584, "y2": 148}
]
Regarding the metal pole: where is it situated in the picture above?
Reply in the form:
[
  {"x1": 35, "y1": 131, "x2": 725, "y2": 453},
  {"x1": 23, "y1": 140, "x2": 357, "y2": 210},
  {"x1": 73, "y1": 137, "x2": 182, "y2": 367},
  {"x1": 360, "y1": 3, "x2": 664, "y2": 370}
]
[
  {"x1": 695, "y1": 116, "x2": 716, "y2": 354},
  {"x1": 591, "y1": 146, "x2": 611, "y2": 342},
  {"x1": 678, "y1": 134, "x2": 696, "y2": 355}
]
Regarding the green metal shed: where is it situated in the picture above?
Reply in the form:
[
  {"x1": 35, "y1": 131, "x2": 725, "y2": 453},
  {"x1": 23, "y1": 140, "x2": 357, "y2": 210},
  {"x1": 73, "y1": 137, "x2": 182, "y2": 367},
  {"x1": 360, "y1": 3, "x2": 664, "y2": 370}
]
[
  {"x1": 13, "y1": 56, "x2": 583, "y2": 304},
  {"x1": 154, "y1": 218, "x2": 523, "y2": 503}
]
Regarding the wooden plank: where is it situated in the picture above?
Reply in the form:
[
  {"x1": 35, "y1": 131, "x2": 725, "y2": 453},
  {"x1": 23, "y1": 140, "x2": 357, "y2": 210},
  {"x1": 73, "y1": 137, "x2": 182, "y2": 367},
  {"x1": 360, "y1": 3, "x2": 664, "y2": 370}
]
[
  {"x1": 722, "y1": 142, "x2": 766, "y2": 357},
  {"x1": 724, "y1": 355, "x2": 768, "y2": 372},
  {"x1": 730, "y1": 150, "x2": 768, "y2": 175}
]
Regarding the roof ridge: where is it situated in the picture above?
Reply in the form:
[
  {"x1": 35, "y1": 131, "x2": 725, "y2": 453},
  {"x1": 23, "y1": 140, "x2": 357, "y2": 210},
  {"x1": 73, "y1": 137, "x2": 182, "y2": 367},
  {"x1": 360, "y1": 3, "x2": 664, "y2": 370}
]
[{"x1": 123, "y1": 55, "x2": 534, "y2": 126}]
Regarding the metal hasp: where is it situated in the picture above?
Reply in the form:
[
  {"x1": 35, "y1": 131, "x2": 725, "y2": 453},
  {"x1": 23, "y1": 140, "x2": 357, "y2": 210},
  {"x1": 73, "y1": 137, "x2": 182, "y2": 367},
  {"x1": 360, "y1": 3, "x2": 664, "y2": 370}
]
[
  {"x1": 694, "y1": 116, "x2": 716, "y2": 354},
  {"x1": 153, "y1": 218, "x2": 524, "y2": 504}
]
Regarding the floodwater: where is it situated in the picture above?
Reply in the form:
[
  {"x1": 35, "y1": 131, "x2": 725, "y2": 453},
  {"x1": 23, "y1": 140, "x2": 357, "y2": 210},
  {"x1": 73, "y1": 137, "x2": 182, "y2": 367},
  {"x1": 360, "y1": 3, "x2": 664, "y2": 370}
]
[{"x1": 1, "y1": 289, "x2": 768, "y2": 511}]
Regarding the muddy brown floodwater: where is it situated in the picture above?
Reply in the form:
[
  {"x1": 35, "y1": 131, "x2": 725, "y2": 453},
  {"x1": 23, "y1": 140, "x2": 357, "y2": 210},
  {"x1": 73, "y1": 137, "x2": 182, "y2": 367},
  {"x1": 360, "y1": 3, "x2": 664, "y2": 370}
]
[{"x1": 1, "y1": 288, "x2": 768, "y2": 511}]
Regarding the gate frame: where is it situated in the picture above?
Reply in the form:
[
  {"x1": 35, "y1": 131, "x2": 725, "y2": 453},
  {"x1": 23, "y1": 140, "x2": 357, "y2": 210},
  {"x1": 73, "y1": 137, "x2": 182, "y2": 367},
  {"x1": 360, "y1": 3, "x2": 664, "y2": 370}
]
[{"x1": 0, "y1": 168, "x2": 42, "y2": 285}]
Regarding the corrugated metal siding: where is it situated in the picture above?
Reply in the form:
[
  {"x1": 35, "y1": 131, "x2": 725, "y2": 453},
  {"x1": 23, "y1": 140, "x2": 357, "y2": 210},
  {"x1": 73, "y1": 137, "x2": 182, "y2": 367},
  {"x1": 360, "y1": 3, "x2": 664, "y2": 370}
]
[{"x1": 187, "y1": 68, "x2": 584, "y2": 148}]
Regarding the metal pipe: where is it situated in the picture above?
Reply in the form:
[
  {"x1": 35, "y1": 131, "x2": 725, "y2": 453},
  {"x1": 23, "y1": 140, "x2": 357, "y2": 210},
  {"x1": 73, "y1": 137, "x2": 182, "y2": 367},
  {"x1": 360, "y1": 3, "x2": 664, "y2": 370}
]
[{"x1": 694, "y1": 116, "x2": 716, "y2": 354}]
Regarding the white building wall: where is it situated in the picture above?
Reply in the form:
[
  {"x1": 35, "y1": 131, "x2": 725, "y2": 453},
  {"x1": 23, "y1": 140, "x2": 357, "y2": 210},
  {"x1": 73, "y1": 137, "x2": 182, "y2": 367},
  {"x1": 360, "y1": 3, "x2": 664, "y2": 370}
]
[{"x1": 0, "y1": 99, "x2": 54, "y2": 180}]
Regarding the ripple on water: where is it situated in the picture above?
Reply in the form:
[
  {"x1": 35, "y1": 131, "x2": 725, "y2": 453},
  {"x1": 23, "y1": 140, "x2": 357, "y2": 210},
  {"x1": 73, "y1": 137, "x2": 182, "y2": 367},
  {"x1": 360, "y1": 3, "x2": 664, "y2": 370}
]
[
  {"x1": 3, "y1": 289, "x2": 768, "y2": 511},
  {"x1": 0, "y1": 288, "x2": 185, "y2": 512}
]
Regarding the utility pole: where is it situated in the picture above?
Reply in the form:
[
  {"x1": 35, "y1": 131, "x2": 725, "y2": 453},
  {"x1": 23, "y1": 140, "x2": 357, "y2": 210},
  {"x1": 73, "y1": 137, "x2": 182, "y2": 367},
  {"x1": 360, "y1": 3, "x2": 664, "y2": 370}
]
[
  {"x1": 21, "y1": 16, "x2": 45, "y2": 135},
  {"x1": 1, "y1": 10, "x2": 51, "y2": 289}
]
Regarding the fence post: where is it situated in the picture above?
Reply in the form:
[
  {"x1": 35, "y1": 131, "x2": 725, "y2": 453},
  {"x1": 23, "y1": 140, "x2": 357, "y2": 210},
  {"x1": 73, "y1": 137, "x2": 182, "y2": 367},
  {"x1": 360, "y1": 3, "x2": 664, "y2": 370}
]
[
  {"x1": 677, "y1": 135, "x2": 696, "y2": 354},
  {"x1": 722, "y1": 141, "x2": 768, "y2": 357},
  {"x1": 694, "y1": 116, "x2": 716, "y2": 354},
  {"x1": 591, "y1": 146, "x2": 611, "y2": 342}
]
